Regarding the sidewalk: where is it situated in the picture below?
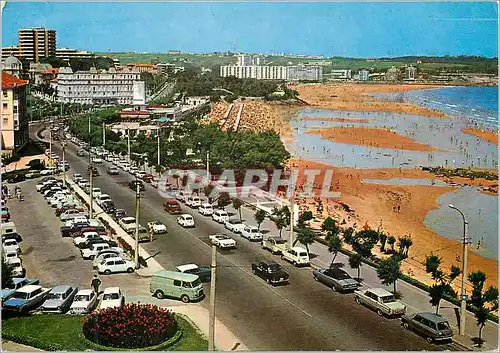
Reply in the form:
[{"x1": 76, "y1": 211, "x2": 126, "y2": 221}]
[
  {"x1": 1, "y1": 341, "x2": 43, "y2": 352},
  {"x1": 230, "y1": 201, "x2": 499, "y2": 351}
]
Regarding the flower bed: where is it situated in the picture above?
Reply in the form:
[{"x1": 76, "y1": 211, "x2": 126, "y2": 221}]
[{"x1": 83, "y1": 303, "x2": 177, "y2": 348}]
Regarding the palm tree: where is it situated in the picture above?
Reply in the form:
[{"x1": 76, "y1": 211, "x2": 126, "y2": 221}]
[
  {"x1": 232, "y1": 198, "x2": 243, "y2": 220},
  {"x1": 254, "y1": 209, "x2": 267, "y2": 230},
  {"x1": 326, "y1": 232, "x2": 342, "y2": 266},
  {"x1": 342, "y1": 227, "x2": 354, "y2": 245},
  {"x1": 379, "y1": 232, "x2": 387, "y2": 252},
  {"x1": 425, "y1": 254, "x2": 460, "y2": 314},
  {"x1": 348, "y1": 253, "x2": 363, "y2": 280},
  {"x1": 387, "y1": 236, "x2": 396, "y2": 253},
  {"x1": 293, "y1": 227, "x2": 315, "y2": 256},
  {"x1": 376, "y1": 256, "x2": 402, "y2": 294},
  {"x1": 322, "y1": 217, "x2": 337, "y2": 234},
  {"x1": 274, "y1": 216, "x2": 286, "y2": 237}
]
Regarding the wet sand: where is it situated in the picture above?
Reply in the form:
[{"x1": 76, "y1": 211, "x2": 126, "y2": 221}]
[
  {"x1": 462, "y1": 128, "x2": 498, "y2": 145},
  {"x1": 288, "y1": 159, "x2": 498, "y2": 289},
  {"x1": 300, "y1": 117, "x2": 372, "y2": 123},
  {"x1": 293, "y1": 83, "x2": 448, "y2": 118},
  {"x1": 305, "y1": 126, "x2": 444, "y2": 152}
]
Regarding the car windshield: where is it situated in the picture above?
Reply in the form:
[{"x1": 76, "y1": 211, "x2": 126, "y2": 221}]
[
  {"x1": 231, "y1": 220, "x2": 242, "y2": 224},
  {"x1": 332, "y1": 271, "x2": 350, "y2": 280},
  {"x1": 191, "y1": 279, "x2": 202, "y2": 287},
  {"x1": 268, "y1": 264, "x2": 281, "y2": 272},
  {"x1": 103, "y1": 293, "x2": 120, "y2": 300},
  {"x1": 299, "y1": 252, "x2": 308, "y2": 257},
  {"x1": 74, "y1": 294, "x2": 90, "y2": 301},
  {"x1": 123, "y1": 219, "x2": 135, "y2": 224},
  {"x1": 12, "y1": 292, "x2": 29, "y2": 299},
  {"x1": 250, "y1": 229, "x2": 259, "y2": 233},
  {"x1": 47, "y1": 293, "x2": 63, "y2": 300},
  {"x1": 274, "y1": 239, "x2": 287, "y2": 244},
  {"x1": 437, "y1": 322, "x2": 450, "y2": 330},
  {"x1": 381, "y1": 295, "x2": 396, "y2": 303}
]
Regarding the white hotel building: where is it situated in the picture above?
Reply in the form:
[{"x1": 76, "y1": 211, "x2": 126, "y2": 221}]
[{"x1": 56, "y1": 66, "x2": 145, "y2": 105}]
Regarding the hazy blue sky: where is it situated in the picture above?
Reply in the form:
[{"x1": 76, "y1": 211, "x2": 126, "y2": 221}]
[{"x1": 2, "y1": 1, "x2": 498, "y2": 57}]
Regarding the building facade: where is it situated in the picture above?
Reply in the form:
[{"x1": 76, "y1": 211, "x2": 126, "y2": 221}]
[
  {"x1": 2, "y1": 56, "x2": 23, "y2": 78},
  {"x1": 125, "y1": 63, "x2": 157, "y2": 74},
  {"x1": 55, "y1": 48, "x2": 94, "y2": 62},
  {"x1": 405, "y1": 65, "x2": 417, "y2": 80},
  {"x1": 358, "y1": 69, "x2": 370, "y2": 81},
  {"x1": 1, "y1": 72, "x2": 29, "y2": 156},
  {"x1": 386, "y1": 66, "x2": 400, "y2": 81},
  {"x1": 1, "y1": 46, "x2": 20, "y2": 61},
  {"x1": 287, "y1": 66, "x2": 323, "y2": 81},
  {"x1": 18, "y1": 27, "x2": 56, "y2": 62},
  {"x1": 56, "y1": 66, "x2": 145, "y2": 105},
  {"x1": 220, "y1": 65, "x2": 288, "y2": 80},
  {"x1": 330, "y1": 69, "x2": 352, "y2": 80}
]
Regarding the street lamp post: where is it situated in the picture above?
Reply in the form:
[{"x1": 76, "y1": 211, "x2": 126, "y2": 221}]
[
  {"x1": 448, "y1": 204, "x2": 469, "y2": 336},
  {"x1": 61, "y1": 141, "x2": 67, "y2": 187},
  {"x1": 157, "y1": 133, "x2": 161, "y2": 167},
  {"x1": 134, "y1": 180, "x2": 141, "y2": 269},
  {"x1": 127, "y1": 129, "x2": 131, "y2": 164}
]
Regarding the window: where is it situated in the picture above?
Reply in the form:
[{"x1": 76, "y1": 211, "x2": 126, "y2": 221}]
[
  {"x1": 173, "y1": 280, "x2": 181, "y2": 287},
  {"x1": 3, "y1": 103, "x2": 7, "y2": 109},
  {"x1": 3, "y1": 91, "x2": 7, "y2": 98},
  {"x1": 182, "y1": 281, "x2": 191, "y2": 288},
  {"x1": 115, "y1": 260, "x2": 125, "y2": 265}
]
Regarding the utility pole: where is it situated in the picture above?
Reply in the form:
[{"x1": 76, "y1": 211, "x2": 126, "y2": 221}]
[
  {"x1": 449, "y1": 204, "x2": 469, "y2": 336},
  {"x1": 49, "y1": 127, "x2": 52, "y2": 165},
  {"x1": 127, "y1": 129, "x2": 131, "y2": 164},
  {"x1": 89, "y1": 167, "x2": 94, "y2": 219},
  {"x1": 288, "y1": 171, "x2": 295, "y2": 249},
  {"x1": 208, "y1": 244, "x2": 217, "y2": 351},
  {"x1": 134, "y1": 181, "x2": 140, "y2": 269},
  {"x1": 157, "y1": 133, "x2": 161, "y2": 167},
  {"x1": 61, "y1": 141, "x2": 67, "y2": 187},
  {"x1": 102, "y1": 122, "x2": 106, "y2": 147},
  {"x1": 206, "y1": 150, "x2": 210, "y2": 178}
]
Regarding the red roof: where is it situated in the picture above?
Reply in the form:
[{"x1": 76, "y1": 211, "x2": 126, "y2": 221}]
[{"x1": 2, "y1": 72, "x2": 28, "y2": 89}]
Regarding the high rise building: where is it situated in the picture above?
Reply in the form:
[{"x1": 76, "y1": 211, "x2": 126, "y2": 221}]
[
  {"x1": 287, "y1": 66, "x2": 323, "y2": 81},
  {"x1": 18, "y1": 27, "x2": 56, "y2": 62},
  {"x1": 405, "y1": 65, "x2": 417, "y2": 80},
  {"x1": 1, "y1": 46, "x2": 20, "y2": 60},
  {"x1": 1, "y1": 72, "x2": 29, "y2": 156},
  {"x1": 55, "y1": 48, "x2": 94, "y2": 62}
]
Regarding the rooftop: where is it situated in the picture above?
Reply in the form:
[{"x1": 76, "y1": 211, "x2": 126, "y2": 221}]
[{"x1": 2, "y1": 72, "x2": 29, "y2": 89}]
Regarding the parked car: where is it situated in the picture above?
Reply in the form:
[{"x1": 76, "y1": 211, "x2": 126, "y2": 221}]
[
  {"x1": 60, "y1": 210, "x2": 87, "y2": 222},
  {"x1": 142, "y1": 174, "x2": 154, "y2": 183},
  {"x1": 3, "y1": 239, "x2": 20, "y2": 254},
  {"x1": 212, "y1": 210, "x2": 229, "y2": 223},
  {"x1": 92, "y1": 157, "x2": 103, "y2": 164},
  {"x1": 402, "y1": 312, "x2": 453, "y2": 343},
  {"x1": 106, "y1": 166, "x2": 119, "y2": 175},
  {"x1": 0, "y1": 277, "x2": 40, "y2": 302},
  {"x1": 186, "y1": 196, "x2": 202, "y2": 208},
  {"x1": 112, "y1": 209, "x2": 127, "y2": 221},
  {"x1": 93, "y1": 251, "x2": 129, "y2": 269},
  {"x1": 177, "y1": 214, "x2": 195, "y2": 228},
  {"x1": 68, "y1": 289, "x2": 98, "y2": 315},
  {"x1": 209, "y1": 233, "x2": 237, "y2": 249},
  {"x1": 95, "y1": 194, "x2": 112, "y2": 206},
  {"x1": 163, "y1": 199, "x2": 182, "y2": 214},
  {"x1": 176, "y1": 190, "x2": 190, "y2": 203},
  {"x1": 99, "y1": 287, "x2": 125, "y2": 309},
  {"x1": 40, "y1": 285, "x2": 79, "y2": 313},
  {"x1": 251, "y1": 260, "x2": 289, "y2": 285},
  {"x1": 240, "y1": 225, "x2": 263, "y2": 241},
  {"x1": 73, "y1": 231, "x2": 106, "y2": 247},
  {"x1": 128, "y1": 180, "x2": 145, "y2": 192},
  {"x1": 198, "y1": 203, "x2": 214, "y2": 216},
  {"x1": 2, "y1": 285, "x2": 51, "y2": 313},
  {"x1": 312, "y1": 268, "x2": 361, "y2": 292},
  {"x1": 119, "y1": 216, "x2": 138, "y2": 233},
  {"x1": 176, "y1": 264, "x2": 211, "y2": 282},
  {"x1": 224, "y1": 218, "x2": 245, "y2": 233},
  {"x1": 261, "y1": 236, "x2": 288, "y2": 254},
  {"x1": 147, "y1": 221, "x2": 167, "y2": 234},
  {"x1": 101, "y1": 200, "x2": 117, "y2": 214},
  {"x1": 81, "y1": 242, "x2": 112, "y2": 260},
  {"x1": 56, "y1": 206, "x2": 84, "y2": 217},
  {"x1": 77, "y1": 149, "x2": 86, "y2": 156},
  {"x1": 97, "y1": 257, "x2": 135, "y2": 275},
  {"x1": 7, "y1": 257, "x2": 25, "y2": 277},
  {"x1": 354, "y1": 288, "x2": 407, "y2": 317},
  {"x1": 281, "y1": 246, "x2": 310, "y2": 267}
]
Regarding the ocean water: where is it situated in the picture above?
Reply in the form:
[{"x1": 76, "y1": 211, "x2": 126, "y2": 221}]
[{"x1": 376, "y1": 86, "x2": 498, "y2": 129}]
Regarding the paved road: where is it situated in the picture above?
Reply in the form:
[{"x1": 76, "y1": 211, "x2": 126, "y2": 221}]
[{"x1": 38, "y1": 131, "x2": 461, "y2": 351}]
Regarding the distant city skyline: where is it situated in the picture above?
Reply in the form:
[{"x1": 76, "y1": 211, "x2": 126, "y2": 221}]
[{"x1": 2, "y1": 1, "x2": 498, "y2": 58}]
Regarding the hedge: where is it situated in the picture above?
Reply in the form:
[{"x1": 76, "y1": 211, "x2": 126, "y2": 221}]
[{"x1": 2, "y1": 331, "x2": 63, "y2": 351}]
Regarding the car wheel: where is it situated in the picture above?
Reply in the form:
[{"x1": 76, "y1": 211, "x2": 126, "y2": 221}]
[
  {"x1": 266, "y1": 278, "x2": 271, "y2": 284},
  {"x1": 331, "y1": 285, "x2": 337, "y2": 292},
  {"x1": 252, "y1": 269, "x2": 256, "y2": 274},
  {"x1": 155, "y1": 290, "x2": 165, "y2": 299},
  {"x1": 127, "y1": 267, "x2": 134, "y2": 273},
  {"x1": 293, "y1": 261, "x2": 297, "y2": 267},
  {"x1": 104, "y1": 269, "x2": 111, "y2": 275},
  {"x1": 426, "y1": 336, "x2": 434, "y2": 343},
  {"x1": 313, "y1": 275, "x2": 318, "y2": 282},
  {"x1": 180, "y1": 295, "x2": 190, "y2": 303},
  {"x1": 402, "y1": 322, "x2": 410, "y2": 330},
  {"x1": 377, "y1": 309, "x2": 384, "y2": 316},
  {"x1": 281, "y1": 255, "x2": 284, "y2": 260},
  {"x1": 90, "y1": 255, "x2": 95, "y2": 260}
]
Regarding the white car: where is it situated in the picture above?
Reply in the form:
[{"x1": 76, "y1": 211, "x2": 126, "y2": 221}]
[
  {"x1": 92, "y1": 250, "x2": 129, "y2": 268},
  {"x1": 209, "y1": 233, "x2": 237, "y2": 249},
  {"x1": 147, "y1": 221, "x2": 167, "y2": 234},
  {"x1": 212, "y1": 210, "x2": 229, "y2": 223},
  {"x1": 7, "y1": 257, "x2": 25, "y2": 277},
  {"x1": 177, "y1": 214, "x2": 195, "y2": 228},
  {"x1": 95, "y1": 194, "x2": 112, "y2": 206},
  {"x1": 73, "y1": 174, "x2": 83, "y2": 182},
  {"x1": 97, "y1": 256, "x2": 135, "y2": 275},
  {"x1": 281, "y1": 246, "x2": 310, "y2": 266},
  {"x1": 92, "y1": 157, "x2": 103, "y2": 163},
  {"x1": 119, "y1": 216, "x2": 138, "y2": 233},
  {"x1": 198, "y1": 203, "x2": 214, "y2": 216},
  {"x1": 240, "y1": 225, "x2": 263, "y2": 241},
  {"x1": 91, "y1": 188, "x2": 102, "y2": 197},
  {"x1": 186, "y1": 196, "x2": 202, "y2": 208},
  {"x1": 69, "y1": 289, "x2": 98, "y2": 315},
  {"x1": 224, "y1": 218, "x2": 246, "y2": 233},
  {"x1": 99, "y1": 287, "x2": 124, "y2": 309},
  {"x1": 3, "y1": 249, "x2": 20, "y2": 262},
  {"x1": 81, "y1": 243, "x2": 111, "y2": 260},
  {"x1": 73, "y1": 232, "x2": 110, "y2": 247},
  {"x1": 3, "y1": 239, "x2": 20, "y2": 254},
  {"x1": 135, "y1": 171, "x2": 147, "y2": 179}
]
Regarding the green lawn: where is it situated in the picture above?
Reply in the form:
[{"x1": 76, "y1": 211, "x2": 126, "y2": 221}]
[{"x1": 2, "y1": 314, "x2": 207, "y2": 351}]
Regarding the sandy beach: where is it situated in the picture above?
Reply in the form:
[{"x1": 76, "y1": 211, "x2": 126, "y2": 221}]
[
  {"x1": 288, "y1": 158, "x2": 498, "y2": 290},
  {"x1": 300, "y1": 117, "x2": 372, "y2": 123},
  {"x1": 293, "y1": 83, "x2": 448, "y2": 118},
  {"x1": 462, "y1": 128, "x2": 498, "y2": 145},
  {"x1": 305, "y1": 126, "x2": 444, "y2": 151}
]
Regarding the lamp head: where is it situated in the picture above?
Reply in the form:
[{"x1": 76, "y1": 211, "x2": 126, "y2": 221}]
[{"x1": 448, "y1": 204, "x2": 456, "y2": 209}]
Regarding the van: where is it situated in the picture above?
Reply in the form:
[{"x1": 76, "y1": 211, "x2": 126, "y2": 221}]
[
  {"x1": 281, "y1": 246, "x2": 310, "y2": 267},
  {"x1": 198, "y1": 203, "x2": 214, "y2": 216},
  {"x1": 150, "y1": 270, "x2": 204, "y2": 303},
  {"x1": 163, "y1": 199, "x2": 182, "y2": 214}
]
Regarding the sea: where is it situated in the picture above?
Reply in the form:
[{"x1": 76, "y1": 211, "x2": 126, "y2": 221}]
[{"x1": 377, "y1": 86, "x2": 498, "y2": 129}]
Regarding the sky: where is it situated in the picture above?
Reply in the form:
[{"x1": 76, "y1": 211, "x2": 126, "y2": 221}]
[{"x1": 1, "y1": 1, "x2": 498, "y2": 57}]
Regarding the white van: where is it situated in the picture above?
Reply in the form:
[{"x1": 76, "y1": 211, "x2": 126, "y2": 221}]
[
  {"x1": 198, "y1": 203, "x2": 214, "y2": 216},
  {"x1": 186, "y1": 196, "x2": 202, "y2": 208},
  {"x1": 281, "y1": 246, "x2": 310, "y2": 267}
]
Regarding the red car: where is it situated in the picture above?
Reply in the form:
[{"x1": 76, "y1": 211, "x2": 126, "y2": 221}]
[{"x1": 142, "y1": 174, "x2": 154, "y2": 183}]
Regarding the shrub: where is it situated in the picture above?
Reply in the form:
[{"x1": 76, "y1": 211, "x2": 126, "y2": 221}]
[
  {"x1": 116, "y1": 237, "x2": 148, "y2": 268},
  {"x1": 82, "y1": 303, "x2": 177, "y2": 348}
]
